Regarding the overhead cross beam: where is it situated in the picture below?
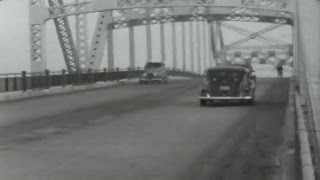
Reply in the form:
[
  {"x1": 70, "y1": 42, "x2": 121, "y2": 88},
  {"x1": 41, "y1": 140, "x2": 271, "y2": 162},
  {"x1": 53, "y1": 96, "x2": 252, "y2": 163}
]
[
  {"x1": 221, "y1": 22, "x2": 289, "y2": 51},
  {"x1": 217, "y1": 24, "x2": 283, "y2": 54}
]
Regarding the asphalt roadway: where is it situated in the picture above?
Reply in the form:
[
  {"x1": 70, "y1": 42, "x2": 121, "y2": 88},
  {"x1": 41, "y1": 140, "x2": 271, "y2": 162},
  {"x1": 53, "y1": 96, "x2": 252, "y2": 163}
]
[{"x1": 0, "y1": 78, "x2": 290, "y2": 180}]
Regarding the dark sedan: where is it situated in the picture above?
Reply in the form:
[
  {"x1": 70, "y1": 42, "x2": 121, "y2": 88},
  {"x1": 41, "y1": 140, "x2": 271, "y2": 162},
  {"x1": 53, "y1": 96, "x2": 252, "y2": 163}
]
[{"x1": 199, "y1": 66, "x2": 256, "y2": 106}]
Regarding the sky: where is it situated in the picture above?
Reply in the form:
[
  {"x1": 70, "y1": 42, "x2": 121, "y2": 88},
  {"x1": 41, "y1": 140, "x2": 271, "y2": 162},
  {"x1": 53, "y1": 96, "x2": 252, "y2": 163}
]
[{"x1": 0, "y1": 0, "x2": 292, "y2": 73}]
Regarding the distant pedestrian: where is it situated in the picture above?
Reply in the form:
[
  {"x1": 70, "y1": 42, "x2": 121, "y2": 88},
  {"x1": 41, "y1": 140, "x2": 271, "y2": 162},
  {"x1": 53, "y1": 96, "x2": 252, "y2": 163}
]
[{"x1": 276, "y1": 64, "x2": 283, "y2": 77}]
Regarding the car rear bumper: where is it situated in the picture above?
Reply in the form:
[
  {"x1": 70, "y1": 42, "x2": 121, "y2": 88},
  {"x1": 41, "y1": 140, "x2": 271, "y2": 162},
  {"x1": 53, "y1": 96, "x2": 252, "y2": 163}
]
[
  {"x1": 139, "y1": 78, "x2": 163, "y2": 82},
  {"x1": 198, "y1": 96, "x2": 253, "y2": 100}
]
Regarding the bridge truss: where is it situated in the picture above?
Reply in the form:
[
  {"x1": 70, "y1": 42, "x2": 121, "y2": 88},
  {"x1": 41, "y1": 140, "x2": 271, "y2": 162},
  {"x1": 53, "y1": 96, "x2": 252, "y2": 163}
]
[{"x1": 29, "y1": 0, "x2": 294, "y2": 73}]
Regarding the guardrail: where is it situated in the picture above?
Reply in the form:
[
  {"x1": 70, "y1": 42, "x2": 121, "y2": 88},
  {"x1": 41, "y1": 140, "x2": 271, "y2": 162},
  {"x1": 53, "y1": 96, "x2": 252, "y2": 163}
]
[{"x1": 0, "y1": 68, "x2": 199, "y2": 93}]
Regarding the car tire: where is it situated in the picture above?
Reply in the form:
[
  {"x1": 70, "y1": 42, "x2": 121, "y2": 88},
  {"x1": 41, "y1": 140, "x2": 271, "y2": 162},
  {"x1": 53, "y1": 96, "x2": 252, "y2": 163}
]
[
  {"x1": 200, "y1": 100, "x2": 207, "y2": 107},
  {"x1": 247, "y1": 98, "x2": 255, "y2": 105}
]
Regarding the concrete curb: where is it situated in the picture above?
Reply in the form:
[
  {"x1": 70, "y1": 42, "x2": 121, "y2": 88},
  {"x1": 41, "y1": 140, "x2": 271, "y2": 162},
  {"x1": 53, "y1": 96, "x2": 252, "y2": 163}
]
[
  {"x1": 276, "y1": 77, "x2": 298, "y2": 180},
  {"x1": 0, "y1": 79, "x2": 138, "y2": 102},
  {"x1": 296, "y1": 93, "x2": 316, "y2": 180}
]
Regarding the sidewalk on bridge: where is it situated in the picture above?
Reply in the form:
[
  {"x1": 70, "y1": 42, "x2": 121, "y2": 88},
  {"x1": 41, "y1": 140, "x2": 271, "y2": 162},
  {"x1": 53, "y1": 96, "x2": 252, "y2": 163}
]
[
  {"x1": 277, "y1": 78, "x2": 298, "y2": 180},
  {"x1": 0, "y1": 76, "x2": 189, "y2": 102}
]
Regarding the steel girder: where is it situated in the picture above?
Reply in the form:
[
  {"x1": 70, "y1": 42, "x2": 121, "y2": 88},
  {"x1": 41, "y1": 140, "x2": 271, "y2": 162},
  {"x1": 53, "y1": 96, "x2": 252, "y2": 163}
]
[
  {"x1": 160, "y1": 23, "x2": 166, "y2": 64},
  {"x1": 146, "y1": 24, "x2": 152, "y2": 63},
  {"x1": 202, "y1": 21, "x2": 208, "y2": 68},
  {"x1": 46, "y1": 4, "x2": 294, "y2": 23},
  {"x1": 229, "y1": 44, "x2": 292, "y2": 52},
  {"x1": 196, "y1": 21, "x2": 202, "y2": 73},
  {"x1": 189, "y1": 22, "x2": 195, "y2": 72},
  {"x1": 181, "y1": 22, "x2": 187, "y2": 71},
  {"x1": 48, "y1": 0, "x2": 81, "y2": 73},
  {"x1": 172, "y1": 22, "x2": 177, "y2": 69},
  {"x1": 87, "y1": 12, "x2": 113, "y2": 70},
  {"x1": 75, "y1": 0, "x2": 89, "y2": 69},
  {"x1": 209, "y1": 21, "x2": 225, "y2": 65},
  {"x1": 29, "y1": 0, "x2": 48, "y2": 72}
]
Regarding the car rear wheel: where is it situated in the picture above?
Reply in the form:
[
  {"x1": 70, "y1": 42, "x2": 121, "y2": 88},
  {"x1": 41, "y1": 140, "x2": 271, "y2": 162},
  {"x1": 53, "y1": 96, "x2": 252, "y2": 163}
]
[
  {"x1": 200, "y1": 100, "x2": 207, "y2": 106},
  {"x1": 247, "y1": 98, "x2": 255, "y2": 105},
  {"x1": 161, "y1": 78, "x2": 168, "y2": 84}
]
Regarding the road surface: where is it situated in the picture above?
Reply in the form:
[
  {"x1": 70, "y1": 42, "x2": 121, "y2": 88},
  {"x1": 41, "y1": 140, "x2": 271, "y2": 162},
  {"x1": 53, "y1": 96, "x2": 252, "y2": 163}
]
[{"x1": 0, "y1": 78, "x2": 290, "y2": 180}]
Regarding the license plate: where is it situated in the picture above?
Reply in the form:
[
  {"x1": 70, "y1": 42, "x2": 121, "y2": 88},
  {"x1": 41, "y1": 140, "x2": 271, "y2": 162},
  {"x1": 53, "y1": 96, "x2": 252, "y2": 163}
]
[{"x1": 219, "y1": 86, "x2": 230, "y2": 91}]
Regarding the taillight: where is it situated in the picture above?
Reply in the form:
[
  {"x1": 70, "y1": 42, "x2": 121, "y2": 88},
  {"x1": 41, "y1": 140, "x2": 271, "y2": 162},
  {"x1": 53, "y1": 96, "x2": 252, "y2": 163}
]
[
  {"x1": 202, "y1": 77, "x2": 209, "y2": 86},
  {"x1": 201, "y1": 77, "x2": 209, "y2": 91}
]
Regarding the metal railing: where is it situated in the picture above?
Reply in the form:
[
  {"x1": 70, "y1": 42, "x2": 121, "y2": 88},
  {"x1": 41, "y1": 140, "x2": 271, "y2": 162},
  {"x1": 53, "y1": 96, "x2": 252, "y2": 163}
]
[{"x1": 0, "y1": 68, "x2": 199, "y2": 93}]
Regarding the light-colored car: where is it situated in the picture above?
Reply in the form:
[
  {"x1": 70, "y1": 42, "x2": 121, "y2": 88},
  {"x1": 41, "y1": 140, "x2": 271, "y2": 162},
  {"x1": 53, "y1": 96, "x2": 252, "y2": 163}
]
[
  {"x1": 139, "y1": 62, "x2": 169, "y2": 84},
  {"x1": 199, "y1": 66, "x2": 256, "y2": 106}
]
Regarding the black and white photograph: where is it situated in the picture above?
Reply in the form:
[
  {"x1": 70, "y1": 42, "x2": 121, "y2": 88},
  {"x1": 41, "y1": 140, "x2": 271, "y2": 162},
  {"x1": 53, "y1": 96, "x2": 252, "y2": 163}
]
[{"x1": 0, "y1": 0, "x2": 318, "y2": 179}]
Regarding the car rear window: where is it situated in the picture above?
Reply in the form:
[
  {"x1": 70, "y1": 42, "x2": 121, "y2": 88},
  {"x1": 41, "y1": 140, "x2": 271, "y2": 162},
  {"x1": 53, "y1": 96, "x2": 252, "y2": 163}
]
[
  {"x1": 208, "y1": 70, "x2": 243, "y2": 82},
  {"x1": 145, "y1": 63, "x2": 163, "y2": 69}
]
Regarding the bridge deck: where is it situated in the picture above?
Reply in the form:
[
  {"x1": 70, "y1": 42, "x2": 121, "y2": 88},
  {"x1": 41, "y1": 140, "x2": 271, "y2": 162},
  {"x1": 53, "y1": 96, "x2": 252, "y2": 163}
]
[{"x1": 0, "y1": 78, "x2": 291, "y2": 179}]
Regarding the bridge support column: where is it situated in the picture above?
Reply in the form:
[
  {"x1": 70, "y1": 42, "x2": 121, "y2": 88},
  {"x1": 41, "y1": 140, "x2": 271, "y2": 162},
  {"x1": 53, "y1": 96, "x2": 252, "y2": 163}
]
[
  {"x1": 181, "y1": 22, "x2": 187, "y2": 71},
  {"x1": 160, "y1": 23, "x2": 166, "y2": 63},
  {"x1": 196, "y1": 21, "x2": 202, "y2": 73},
  {"x1": 129, "y1": 26, "x2": 135, "y2": 69},
  {"x1": 107, "y1": 29, "x2": 114, "y2": 70},
  {"x1": 189, "y1": 22, "x2": 195, "y2": 72},
  {"x1": 146, "y1": 24, "x2": 152, "y2": 63},
  {"x1": 172, "y1": 23, "x2": 177, "y2": 69}
]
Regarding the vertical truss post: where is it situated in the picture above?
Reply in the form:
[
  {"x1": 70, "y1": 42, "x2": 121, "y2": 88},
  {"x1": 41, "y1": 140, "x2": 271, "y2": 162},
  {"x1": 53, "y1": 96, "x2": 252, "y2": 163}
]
[
  {"x1": 172, "y1": 23, "x2": 177, "y2": 69},
  {"x1": 160, "y1": 23, "x2": 166, "y2": 63},
  {"x1": 48, "y1": 0, "x2": 81, "y2": 73},
  {"x1": 75, "y1": 0, "x2": 88, "y2": 70},
  {"x1": 107, "y1": 29, "x2": 114, "y2": 70},
  {"x1": 209, "y1": 22, "x2": 218, "y2": 65},
  {"x1": 29, "y1": 0, "x2": 47, "y2": 72},
  {"x1": 146, "y1": 24, "x2": 152, "y2": 63},
  {"x1": 196, "y1": 21, "x2": 202, "y2": 73},
  {"x1": 216, "y1": 22, "x2": 226, "y2": 63},
  {"x1": 203, "y1": 21, "x2": 208, "y2": 69},
  {"x1": 129, "y1": 26, "x2": 135, "y2": 69},
  {"x1": 189, "y1": 22, "x2": 195, "y2": 72},
  {"x1": 207, "y1": 21, "x2": 214, "y2": 67},
  {"x1": 181, "y1": 22, "x2": 187, "y2": 71}
]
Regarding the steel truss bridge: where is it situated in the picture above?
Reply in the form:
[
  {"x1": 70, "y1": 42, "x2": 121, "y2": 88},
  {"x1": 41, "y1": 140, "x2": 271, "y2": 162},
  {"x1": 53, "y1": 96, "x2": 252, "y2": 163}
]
[
  {"x1": 0, "y1": 0, "x2": 310, "y2": 179},
  {"x1": 30, "y1": 0, "x2": 294, "y2": 73}
]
